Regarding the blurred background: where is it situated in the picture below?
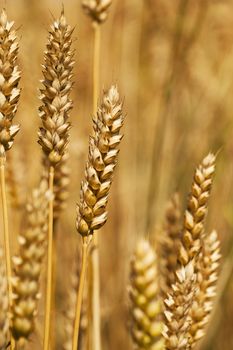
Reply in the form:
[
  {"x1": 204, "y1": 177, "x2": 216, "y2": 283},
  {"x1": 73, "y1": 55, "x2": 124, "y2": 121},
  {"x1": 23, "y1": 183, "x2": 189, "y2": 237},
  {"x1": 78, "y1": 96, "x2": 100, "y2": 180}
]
[{"x1": 1, "y1": 0, "x2": 233, "y2": 349}]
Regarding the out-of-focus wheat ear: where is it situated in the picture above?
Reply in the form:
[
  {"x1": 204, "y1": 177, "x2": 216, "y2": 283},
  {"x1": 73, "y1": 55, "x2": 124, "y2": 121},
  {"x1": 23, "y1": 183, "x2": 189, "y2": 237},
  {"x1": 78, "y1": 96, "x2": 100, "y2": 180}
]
[
  {"x1": 37, "y1": 9, "x2": 75, "y2": 350},
  {"x1": 82, "y1": 0, "x2": 112, "y2": 24},
  {"x1": 63, "y1": 258, "x2": 88, "y2": 350},
  {"x1": 189, "y1": 230, "x2": 221, "y2": 346},
  {"x1": 158, "y1": 193, "x2": 182, "y2": 296},
  {"x1": 6, "y1": 151, "x2": 25, "y2": 210},
  {"x1": 11, "y1": 180, "x2": 48, "y2": 341},
  {"x1": 129, "y1": 239, "x2": 165, "y2": 350},
  {"x1": 163, "y1": 261, "x2": 196, "y2": 350},
  {"x1": 179, "y1": 153, "x2": 216, "y2": 266},
  {"x1": 0, "y1": 247, "x2": 9, "y2": 349}
]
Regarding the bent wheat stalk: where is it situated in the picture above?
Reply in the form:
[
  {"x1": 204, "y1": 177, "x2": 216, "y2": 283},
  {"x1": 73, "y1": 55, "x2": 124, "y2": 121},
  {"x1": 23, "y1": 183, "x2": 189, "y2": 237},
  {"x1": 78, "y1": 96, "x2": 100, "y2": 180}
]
[{"x1": 37, "y1": 10, "x2": 74, "y2": 350}]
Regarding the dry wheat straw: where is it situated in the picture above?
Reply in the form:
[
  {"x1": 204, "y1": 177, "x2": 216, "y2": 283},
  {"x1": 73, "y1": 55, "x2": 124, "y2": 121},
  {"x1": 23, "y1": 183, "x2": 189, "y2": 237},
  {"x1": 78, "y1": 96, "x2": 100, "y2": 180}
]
[
  {"x1": 129, "y1": 239, "x2": 165, "y2": 350},
  {"x1": 73, "y1": 86, "x2": 124, "y2": 350},
  {"x1": 159, "y1": 193, "x2": 182, "y2": 296},
  {"x1": 37, "y1": 10, "x2": 74, "y2": 350},
  {"x1": 0, "y1": 9, "x2": 21, "y2": 349},
  {"x1": 0, "y1": 247, "x2": 9, "y2": 349},
  {"x1": 63, "y1": 258, "x2": 88, "y2": 350},
  {"x1": 11, "y1": 180, "x2": 48, "y2": 341}
]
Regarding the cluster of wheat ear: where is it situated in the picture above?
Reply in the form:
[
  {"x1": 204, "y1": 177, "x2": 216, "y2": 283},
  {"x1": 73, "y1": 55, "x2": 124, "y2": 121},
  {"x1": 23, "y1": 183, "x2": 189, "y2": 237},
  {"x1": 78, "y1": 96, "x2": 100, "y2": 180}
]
[
  {"x1": 0, "y1": 3, "x2": 225, "y2": 350},
  {"x1": 129, "y1": 153, "x2": 221, "y2": 350}
]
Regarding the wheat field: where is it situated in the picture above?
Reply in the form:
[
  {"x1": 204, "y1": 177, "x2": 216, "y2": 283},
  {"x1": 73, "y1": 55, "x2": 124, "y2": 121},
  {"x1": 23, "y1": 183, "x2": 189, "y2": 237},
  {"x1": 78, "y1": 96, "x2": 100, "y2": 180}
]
[{"x1": 0, "y1": 0, "x2": 232, "y2": 349}]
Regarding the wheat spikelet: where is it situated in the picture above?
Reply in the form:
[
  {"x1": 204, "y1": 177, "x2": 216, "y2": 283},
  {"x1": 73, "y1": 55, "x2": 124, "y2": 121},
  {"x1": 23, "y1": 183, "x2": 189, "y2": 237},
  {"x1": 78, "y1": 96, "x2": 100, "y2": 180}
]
[
  {"x1": 0, "y1": 8, "x2": 21, "y2": 153},
  {"x1": 38, "y1": 10, "x2": 74, "y2": 165},
  {"x1": 159, "y1": 193, "x2": 182, "y2": 296},
  {"x1": 82, "y1": 0, "x2": 112, "y2": 24},
  {"x1": 129, "y1": 239, "x2": 165, "y2": 350},
  {"x1": 0, "y1": 247, "x2": 9, "y2": 349},
  {"x1": 189, "y1": 230, "x2": 221, "y2": 345},
  {"x1": 163, "y1": 261, "x2": 196, "y2": 350},
  {"x1": 11, "y1": 180, "x2": 48, "y2": 340},
  {"x1": 76, "y1": 85, "x2": 124, "y2": 237},
  {"x1": 179, "y1": 153, "x2": 216, "y2": 265},
  {"x1": 63, "y1": 259, "x2": 88, "y2": 350}
]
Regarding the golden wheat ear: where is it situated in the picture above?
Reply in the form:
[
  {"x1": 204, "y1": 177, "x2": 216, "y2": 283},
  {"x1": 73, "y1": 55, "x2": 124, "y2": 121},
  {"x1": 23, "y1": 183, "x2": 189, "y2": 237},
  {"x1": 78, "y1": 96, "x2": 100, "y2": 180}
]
[
  {"x1": 11, "y1": 180, "x2": 48, "y2": 341},
  {"x1": 179, "y1": 153, "x2": 216, "y2": 265},
  {"x1": 82, "y1": 0, "x2": 112, "y2": 24},
  {"x1": 0, "y1": 8, "x2": 21, "y2": 153},
  {"x1": 189, "y1": 230, "x2": 221, "y2": 346},
  {"x1": 72, "y1": 85, "x2": 125, "y2": 349},
  {"x1": 76, "y1": 85, "x2": 125, "y2": 237},
  {"x1": 163, "y1": 261, "x2": 196, "y2": 349},
  {"x1": 129, "y1": 239, "x2": 165, "y2": 350}
]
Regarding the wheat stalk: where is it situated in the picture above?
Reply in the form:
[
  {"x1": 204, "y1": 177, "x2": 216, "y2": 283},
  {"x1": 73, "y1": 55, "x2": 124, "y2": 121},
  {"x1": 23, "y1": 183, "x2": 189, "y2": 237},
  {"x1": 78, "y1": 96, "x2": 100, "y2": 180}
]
[
  {"x1": 0, "y1": 247, "x2": 9, "y2": 349},
  {"x1": 73, "y1": 85, "x2": 124, "y2": 350},
  {"x1": 63, "y1": 257, "x2": 88, "y2": 350},
  {"x1": 37, "y1": 9, "x2": 74, "y2": 350},
  {"x1": 11, "y1": 180, "x2": 48, "y2": 341},
  {"x1": 0, "y1": 9, "x2": 21, "y2": 349},
  {"x1": 81, "y1": 2, "x2": 113, "y2": 348},
  {"x1": 129, "y1": 239, "x2": 165, "y2": 350}
]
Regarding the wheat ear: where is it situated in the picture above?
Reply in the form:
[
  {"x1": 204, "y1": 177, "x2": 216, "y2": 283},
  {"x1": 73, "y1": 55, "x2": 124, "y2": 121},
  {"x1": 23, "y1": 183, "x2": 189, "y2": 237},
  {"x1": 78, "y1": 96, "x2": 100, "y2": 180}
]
[
  {"x1": 82, "y1": 0, "x2": 112, "y2": 24},
  {"x1": 189, "y1": 230, "x2": 221, "y2": 346},
  {"x1": 0, "y1": 247, "x2": 9, "y2": 349},
  {"x1": 81, "y1": 1, "x2": 112, "y2": 346},
  {"x1": 129, "y1": 239, "x2": 165, "y2": 350},
  {"x1": 11, "y1": 180, "x2": 48, "y2": 341},
  {"x1": 37, "y1": 10, "x2": 74, "y2": 350},
  {"x1": 73, "y1": 86, "x2": 124, "y2": 350},
  {"x1": 159, "y1": 193, "x2": 182, "y2": 296},
  {"x1": 164, "y1": 153, "x2": 217, "y2": 349},
  {"x1": 179, "y1": 153, "x2": 216, "y2": 265},
  {"x1": 163, "y1": 261, "x2": 196, "y2": 349},
  {"x1": 0, "y1": 9, "x2": 21, "y2": 349}
]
